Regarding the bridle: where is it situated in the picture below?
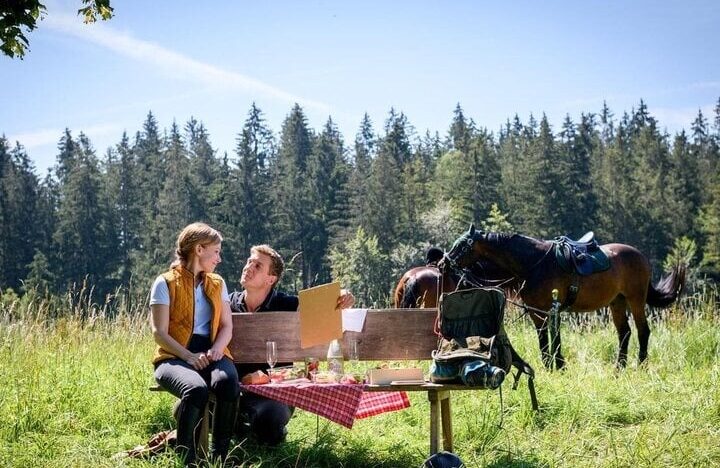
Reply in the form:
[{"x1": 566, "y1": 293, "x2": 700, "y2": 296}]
[
  {"x1": 442, "y1": 232, "x2": 476, "y2": 270},
  {"x1": 440, "y1": 231, "x2": 558, "y2": 320}
]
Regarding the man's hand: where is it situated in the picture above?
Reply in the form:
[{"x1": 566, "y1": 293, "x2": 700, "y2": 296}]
[{"x1": 337, "y1": 289, "x2": 356, "y2": 309}]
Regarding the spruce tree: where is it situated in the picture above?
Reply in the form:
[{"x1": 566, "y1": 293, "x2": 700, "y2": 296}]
[
  {"x1": 469, "y1": 128, "x2": 501, "y2": 223},
  {"x1": 498, "y1": 116, "x2": 525, "y2": 231},
  {"x1": 382, "y1": 108, "x2": 413, "y2": 168},
  {"x1": 666, "y1": 131, "x2": 700, "y2": 240},
  {"x1": 208, "y1": 152, "x2": 241, "y2": 284},
  {"x1": 237, "y1": 104, "x2": 274, "y2": 244},
  {"x1": 363, "y1": 110, "x2": 410, "y2": 252},
  {"x1": 186, "y1": 117, "x2": 218, "y2": 220},
  {"x1": 132, "y1": 112, "x2": 167, "y2": 281},
  {"x1": 559, "y1": 113, "x2": 598, "y2": 237},
  {"x1": 0, "y1": 142, "x2": 40, "y2": 291},
  {"x1": 106, "y1": 132, "x2": 141, "y2": 285},
  {"x1": 691, "y1": 109, "x2": 718, "y2": 206},
  {"x1": 55, "y1": 128, "x2": 77, "y2": 185},
  {"x1": 271, "y1": 104, "x2": 316, "y2": 286},
  {"x1": 52, "y1": 133, "x2": 117, "y2": 297},
  {"x1": 600, "y1": 101, "x2": 615, "y2": 144},
  {"x1": 311, "y1": 117, "x2": 350, "y2": 251},
  {"x1": 627, "y1": 103, "x2": 673, "y2": 263},
  {"x1": 594, "y1": 121, "x2": 633, "y2": 242},
  {"x1": 34, "y1": 170, "x2": 59, "y2": 276},
  {"x1": 154, "y1": 123, "x2": 196, "y2": 268},
  {"x1": 348, "y1": 113, "x2": 375, "y2": 233},
  {"x1": 448, "y1": 103, "x2": 473, "y2": 155},
  {"x1": 533, "y1": 115, "x2": 566, "y2": 237},
  {"x1": 22, "y1": 250, "x2": 55, "y2": 295}
]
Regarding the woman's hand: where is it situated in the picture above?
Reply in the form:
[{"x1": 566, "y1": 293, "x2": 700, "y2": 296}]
[
  {"x1": 185, "y1": 352, "x2": 211, "y2": 370},
  {"x1": 337, "y1": 289, "x2": 355, "y2": 309},
  {"x1": 206, "y1": 347, "x2": 225, "y2": 362}
]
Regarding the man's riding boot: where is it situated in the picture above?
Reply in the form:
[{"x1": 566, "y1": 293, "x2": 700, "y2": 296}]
[
  {"x1": 176, "y1": 400, "x2": 203, "y2": 466},
  {"x1": 210, "y1": 398, "x2": 238, "y2": 462}
]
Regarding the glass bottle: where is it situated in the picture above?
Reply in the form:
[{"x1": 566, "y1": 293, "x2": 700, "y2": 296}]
[{"x1": 326, "y1": 339, "x2": 344, "y2": 375}]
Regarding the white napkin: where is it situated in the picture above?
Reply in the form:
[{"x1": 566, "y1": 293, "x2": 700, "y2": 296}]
[{"x1": 341, "y1": 308, "x2": 367, "y2": 332}]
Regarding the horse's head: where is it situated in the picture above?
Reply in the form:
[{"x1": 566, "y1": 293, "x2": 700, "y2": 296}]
[{"x1": 441, "y1": 223, "x2": 486, "y2": 270}]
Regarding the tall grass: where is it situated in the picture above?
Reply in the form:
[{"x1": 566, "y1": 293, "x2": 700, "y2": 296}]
[{"x1": 0, "y1": 286, "x2": 718, "y2": 467}]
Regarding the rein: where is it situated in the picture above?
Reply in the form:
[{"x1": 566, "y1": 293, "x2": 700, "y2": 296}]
[
  {"x1": 452, "y1": 263, "x2": 559, "y2": 323},
  {"x1": 443, "y1": 234, "x2": 563, "y2": 323}
]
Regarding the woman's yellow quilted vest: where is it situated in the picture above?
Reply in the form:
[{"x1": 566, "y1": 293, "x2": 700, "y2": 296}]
[{"x1": 152, "y1": 266, "x2": 233, "y2": 363}]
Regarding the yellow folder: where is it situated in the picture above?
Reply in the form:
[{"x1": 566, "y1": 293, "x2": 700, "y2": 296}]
[{"x1": 298, "y1": 282, "x2": 342, "y2": 349}]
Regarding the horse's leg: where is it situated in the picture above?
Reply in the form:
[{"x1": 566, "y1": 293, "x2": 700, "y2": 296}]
[
  {"x1": 609, "y1": 296, "x2": 631, "y2": 368},
  {"x1": 530, "y1": 312, "x2": 552, "y2": 370},
  {"x1": 627, "y1": 296, "x2": 650, "y2": 364}
]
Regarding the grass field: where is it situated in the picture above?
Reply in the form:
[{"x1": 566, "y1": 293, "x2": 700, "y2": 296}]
[{"x1": 0, "y1": 289, "x2": 718, "y2": 467}]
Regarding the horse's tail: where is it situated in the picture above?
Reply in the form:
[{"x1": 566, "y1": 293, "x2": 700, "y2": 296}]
[
  {"x1": 646, "y1": 263, "x2": 687, "y2": 308},
  {"x1": 400, "y1": 277, "x2": 421, "y2": 308}
]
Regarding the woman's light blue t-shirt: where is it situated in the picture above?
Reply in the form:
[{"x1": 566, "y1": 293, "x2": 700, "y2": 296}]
[{"x1": 150, "y1": 275, "x2": 230, "y2": 336}]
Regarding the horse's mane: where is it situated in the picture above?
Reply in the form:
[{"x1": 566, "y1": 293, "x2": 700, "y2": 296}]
[{"x1": 479, "y1": 232, "x2": 550, "y2": 275}]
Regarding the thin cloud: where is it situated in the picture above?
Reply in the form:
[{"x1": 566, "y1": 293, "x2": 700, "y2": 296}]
[
  {"x1": 8, "y1": 123, "x2": 121, "y2": 149},
  {"x1": 44, "y1": 13, "x2": 331, "y2": 113}
]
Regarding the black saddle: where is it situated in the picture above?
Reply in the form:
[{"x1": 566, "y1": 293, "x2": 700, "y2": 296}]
[{"x1": 553, "y1": 231, "x2": 609, "y2": 276}]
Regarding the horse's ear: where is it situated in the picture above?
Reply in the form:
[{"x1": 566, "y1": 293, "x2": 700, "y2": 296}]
[{"x1": 469, "y1": 223, "x2": 476, "y2": 235}]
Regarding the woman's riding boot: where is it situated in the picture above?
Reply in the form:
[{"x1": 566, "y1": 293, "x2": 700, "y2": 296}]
[
  {"x1": 176, "y1": 400, "x2": 203, "y2": 466},
  {"x1": 210, "y1": 398, "x2": 238, "y2": 462}
]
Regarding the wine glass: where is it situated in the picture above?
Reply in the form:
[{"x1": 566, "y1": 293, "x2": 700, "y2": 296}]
[
  {"x1": 266, "y1": 341, "x2": 277, "y2": 371},
  {"x1": 348, "y1": 338, "x2": 359, "y2": 368}
]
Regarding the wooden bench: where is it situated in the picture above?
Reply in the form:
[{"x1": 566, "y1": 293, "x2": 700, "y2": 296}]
[{"x1": 230, "y1": 308, "x2": 537, "y2": 455}]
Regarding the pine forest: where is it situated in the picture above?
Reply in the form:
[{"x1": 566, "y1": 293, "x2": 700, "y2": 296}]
[{"x1": 1, "y1": 99, "x2": 719, "y2": 308}]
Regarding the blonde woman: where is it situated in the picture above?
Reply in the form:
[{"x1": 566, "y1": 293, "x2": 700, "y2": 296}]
[{"x1": 150, "y1": 222, "x2": 239, "y2": 464}]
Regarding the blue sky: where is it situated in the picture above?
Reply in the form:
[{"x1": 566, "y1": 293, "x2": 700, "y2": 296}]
[{"x1": 1, "y1": 0, "x2": 719, "y2": 174}]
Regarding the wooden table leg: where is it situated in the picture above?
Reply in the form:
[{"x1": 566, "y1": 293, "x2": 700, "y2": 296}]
[
  {"x1": 428, "y1": 390, "x2": 440, "y2": 455},
  {"x1": 439, "y1": 392, "x2": 453, "y2": 452}
]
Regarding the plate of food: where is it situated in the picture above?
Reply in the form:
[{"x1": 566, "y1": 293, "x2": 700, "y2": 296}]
[
  {"x1": 312, "y1": 371, "x2": 339, "y2": 384},
  {"x1": 268, "y1": 365, "x2": 306, "y2": 383}
]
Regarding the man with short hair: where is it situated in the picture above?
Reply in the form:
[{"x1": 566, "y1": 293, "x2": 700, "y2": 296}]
[{"x1": 229, "y1": 244, "x2": 354, "y2": 445}]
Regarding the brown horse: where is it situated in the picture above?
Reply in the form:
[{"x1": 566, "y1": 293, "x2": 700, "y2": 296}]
[
  {"x1": 442, "y1": 225, "x2": 686, "y2": 369},
  {"x1": 393, "y1": 266, "x2": 445, "y2": 308},
  {"x1": 393, "y1": 259, "x2": 519, "y2": 308}
]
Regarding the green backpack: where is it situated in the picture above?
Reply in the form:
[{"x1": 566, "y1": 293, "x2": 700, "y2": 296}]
[
  {"x1": 431, "y1": 286, "x2": 539, "y2": 409},
  {"x1": 430, "y1": 287, "x2": 513, "y2": 387}
]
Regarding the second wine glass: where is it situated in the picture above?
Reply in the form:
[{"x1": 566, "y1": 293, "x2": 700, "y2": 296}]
[{"x1": 266, "y1": 341, "x2": 277, "y2": 371}]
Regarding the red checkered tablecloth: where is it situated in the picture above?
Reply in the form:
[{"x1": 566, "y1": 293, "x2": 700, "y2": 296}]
[{"x1": 240, "y1": 383, "x2": 410, "y2": 428}]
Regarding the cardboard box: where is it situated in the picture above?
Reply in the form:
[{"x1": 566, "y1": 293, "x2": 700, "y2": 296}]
[{"x1": 368, "y1": 368, "x2": 424, "y2": 385}]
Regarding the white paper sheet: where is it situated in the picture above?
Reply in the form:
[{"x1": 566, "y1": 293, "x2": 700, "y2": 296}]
[{"x1": 341, "y1": 308, "x2": 367, "y2": 332}]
